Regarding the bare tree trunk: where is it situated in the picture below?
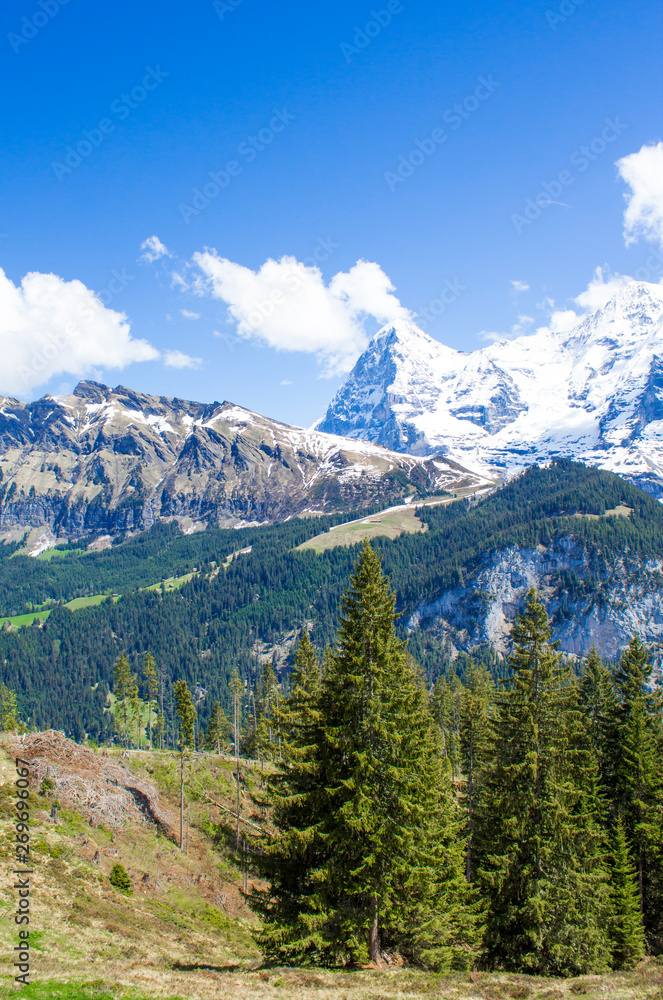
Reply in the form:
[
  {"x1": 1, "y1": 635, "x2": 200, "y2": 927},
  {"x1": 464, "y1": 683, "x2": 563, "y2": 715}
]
[
  {"x1": 180, "y1": 751, "x2": 185, "y2": 852},
  {"x1": 159, "y1": 669, "x2": 164, "y2": 750},
  {"x1": 236, "y1": 757, "x2": 241, "y2": 848},
  {"x1": 234, "y1": 687, "x2": 241, "y2": 847},
  {"x1": 369, "y1": 895, "x2": 381, "y2": 966}
]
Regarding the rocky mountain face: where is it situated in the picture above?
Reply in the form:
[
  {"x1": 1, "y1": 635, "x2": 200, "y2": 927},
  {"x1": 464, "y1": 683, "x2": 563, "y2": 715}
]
[
  {"x1": 318, "y1": 280, "x2": 663, "y2": 497},
  {"x1": 0, "y1": 381, "x2": 484, "y2": 540},
  {"x1": 408, "y1": 538, "x2": 663, "y2": 661}
]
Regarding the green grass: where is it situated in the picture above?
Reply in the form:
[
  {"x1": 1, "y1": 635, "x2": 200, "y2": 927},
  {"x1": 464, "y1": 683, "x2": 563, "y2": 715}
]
[
  {"x1": 298, "y1": 506, "x2": 430, "y2": 553},
  {"x1": 64, "y1": 595, "x2": 112, "y2": 611},
  {"x1": 2, "y1": 609, "x2": 51, "y2": 627},
  {"x1": 296, "y1": 490, "x2": 492, "y2": 554},
  {"x1": 142, "y1": 572, "x2": 196, "y2": 593},
  {"x1": 1, "y1": 595, "x2": 116, "y2": 629},
  {"x1": 573, "y1": 504, "x2": 633, "y2": 521},
  {"x1": 36, "y1": 547, "x2": 83, "y2": 561},
  {"x1": 0, "y1": 984, "x2": 151, "y2": 1000}
]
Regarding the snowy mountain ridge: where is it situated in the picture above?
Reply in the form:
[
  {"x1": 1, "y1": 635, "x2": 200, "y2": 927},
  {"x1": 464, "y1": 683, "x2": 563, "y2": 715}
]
[{"x1": 317, "y1": 280, "x2": 663, "y2": 496}]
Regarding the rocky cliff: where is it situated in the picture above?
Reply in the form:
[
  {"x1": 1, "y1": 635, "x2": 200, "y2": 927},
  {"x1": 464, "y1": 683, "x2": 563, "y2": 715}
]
[{"x1": 408, "y1": 536, "x2": 663, "y2": 660}]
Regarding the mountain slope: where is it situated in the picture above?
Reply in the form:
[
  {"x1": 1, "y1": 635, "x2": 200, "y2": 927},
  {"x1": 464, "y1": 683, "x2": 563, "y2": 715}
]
[
  {"x1": 2, "y1": 460, "x2": 662, "y2": 739},
  {"x1": 0, "y1": 381, "x2": 486, "y2": 540},
  {"x1": 317, "y1": 280, "x2": 663, "y2": 496}
]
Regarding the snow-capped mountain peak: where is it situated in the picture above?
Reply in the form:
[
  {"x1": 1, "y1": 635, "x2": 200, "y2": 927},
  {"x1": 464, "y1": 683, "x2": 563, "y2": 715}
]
[{"x1": 318, "y1": 280, "x2": 663, "y2": 496}]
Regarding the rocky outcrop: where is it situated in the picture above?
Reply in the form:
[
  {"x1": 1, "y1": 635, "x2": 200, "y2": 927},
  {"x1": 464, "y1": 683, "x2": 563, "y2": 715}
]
[{"x1": 407, "y1": 539, "x2": 663, "y2": 660}]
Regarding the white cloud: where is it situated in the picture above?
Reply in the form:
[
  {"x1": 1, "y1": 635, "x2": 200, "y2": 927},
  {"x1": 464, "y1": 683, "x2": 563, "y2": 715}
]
[
  {"x1": 280, "y1": 379, "x2": 292, "y2": 385},
  {"x1": 617, "y1": 142, "x2": 663, "y2": 247},
  {"x1": 546, "y1": 308, "x2": 580, "y2": 334},
  {"x1": 190, "y1": 252, "x2": 413, "y2": 374},
  {"x1": 170, "y1": 271, "x2": 188, "y2": 290},
  {"x1": 510, "y1": 279, "x2": 530, "y2": 293},
  {"x1": 139, "y1": 235, "x2": 171, "y2": 263},
  {"x1": 479, "y1": 268, "x2": 634, "y2": 344},
  {"x1": 0, "y1": 268, "x2": 158, "y2": 396},
  {"x1": 573, "y1": 265, "x2": 632, "y2": 312},
  {"x1": 180, "y1": 309, "x2": 200, "y2": 320},
  {"x1": 163, "y1": 349, "x2": 202, "y2": 369},
  {"x1": 536, "y1": 267, "x2": 634, "y2": 335},
  {"x1": 478, "y1": 314, "x2": 533, "y2": 343}
]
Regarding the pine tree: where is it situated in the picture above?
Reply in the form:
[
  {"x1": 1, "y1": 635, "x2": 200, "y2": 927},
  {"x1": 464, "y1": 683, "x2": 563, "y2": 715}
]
[
  {"x1": 609, "y1": 635, "x2": 663, "y2": 952},
  {"x1": 250, "y1": 630, "x2": 325, "y2": 960},
  {"x1": 579, "y1": 644, "x2": 617, "y2": 793},
  {"x1": 112, "y1": 653, "x2": 133, "y2": 748},
  {"x1": 476, "y1": 589, "x2": 611, "y2": 975},
  {"x1": 109, "y1": 862, "x2": 133, "y2": 895},
  {"x1": 154, "y1": 710, "x2": 165, "y2": 751},
  {"x1": 608, "y1": 817, "x2": 646, "y2": 969},
  {"x1": 129, "y1": 677, "x2": 144, "y2": 749},
  {"x1": 432, "y1": 672, "x2": 464, "y2": 781},
  {"x1": 143, "y1": 652, "x2": 158, "y2": 750},
  {"x1": 271, "y1": 629, "x2": 321, "y2": 754},
  {"x1": 0, "y1": 682, "x2": 19, "y2": 731},
  {"x1": 459, "y1": 660, "x2": 494, "y2": 882},
  {"x1": 205, "y1": 700, "x2": 231, "y2": 753},
  {"x1": 254, "y1": 662, "x2": 280, "y2": 761},
  {"x1": 173, "y1": 679, "x2": 197, "y2": 852},
  {"x1": 250, "y1": 542, "x2": 477, "y2": 968}
]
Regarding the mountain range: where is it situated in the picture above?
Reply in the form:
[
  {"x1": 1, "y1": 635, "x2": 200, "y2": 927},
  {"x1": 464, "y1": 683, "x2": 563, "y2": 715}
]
[
  {"x1": 0, "y1": 380, "x2": 483, "y2": 542},
  {"x1": 2, "y1": 278, "x2": 663, "y2": 545},
  {"x1": 318, "y1": 280, "x2": 663, "y2": 498}
]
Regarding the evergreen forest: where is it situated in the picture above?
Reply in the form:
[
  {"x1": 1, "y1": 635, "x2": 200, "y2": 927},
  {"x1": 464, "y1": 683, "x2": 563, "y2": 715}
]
[
  {"x1": 1, "y1": 459, "x2": 662, "y2": 740},
  {"x1": 248, "y1": 543, "x2": 662, "y2": 974}
]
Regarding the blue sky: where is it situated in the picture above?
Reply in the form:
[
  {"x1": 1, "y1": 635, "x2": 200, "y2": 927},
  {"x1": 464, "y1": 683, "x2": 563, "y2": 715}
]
[{"x1": 1, "y1": 0, "x2": 662, "y2": 426}]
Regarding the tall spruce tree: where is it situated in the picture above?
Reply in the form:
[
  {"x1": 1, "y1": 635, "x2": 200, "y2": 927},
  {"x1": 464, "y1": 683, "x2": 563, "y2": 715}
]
[
  {"x1": 608, "y1": 816, "x2": 646, "y2": 969},
  {"x1": 0, "y1": 682, "x2": 19, "y2": 731},
  {"x1": 459, "y1": 660, "x2": 494, "y2": 882},
  {"x1": 112, "y1": 653, "x2": 133, "y2": 749},
  {"x1": 476, "y1": 589, "x2": 611, "y2": 975},
  {"x1": 273, "y1": 629, "x2": 321, "y2": 752},
  {"x1": 250, "y1": 542, "x2": 476, "y2": 968},
  {"x1": 432, "y1": 672, "x2": 464, "y2": 781},
  {"x1": 205, "y1": 700, "x2": 231, "y2": 753},
  {"x1": 129, "y1": 677, "x2": 144, "y2": 749},
  {"x1": 579, "y1": 644, "x2": 617, "y2": 796},
  {"x1": 143, "y1": 652, "x2": 158, "y2": 750},
  {"x1": 255, "y1": 662, "x2": 280, "y2": 762},
  {"x1": 250, "y1": 630, "x2": 325, "y2": 961},
  {"x1": 609, "y1": 635, "x2": 663, "y2": 953}
]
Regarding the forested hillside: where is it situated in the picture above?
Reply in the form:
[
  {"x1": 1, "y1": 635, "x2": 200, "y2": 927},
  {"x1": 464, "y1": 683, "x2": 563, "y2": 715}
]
[
  {"x1": 1, "y1": 460, "x2": 662, "y2": 739},
  {"x1": 251, "y1": 558, "x2": 663, "y2": 973}
]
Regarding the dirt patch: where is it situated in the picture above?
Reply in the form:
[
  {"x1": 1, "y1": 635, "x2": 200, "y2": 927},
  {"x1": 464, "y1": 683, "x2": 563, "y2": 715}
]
[{"x1": 1, "y1": 731, "x2": 179, "y2": 841}]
